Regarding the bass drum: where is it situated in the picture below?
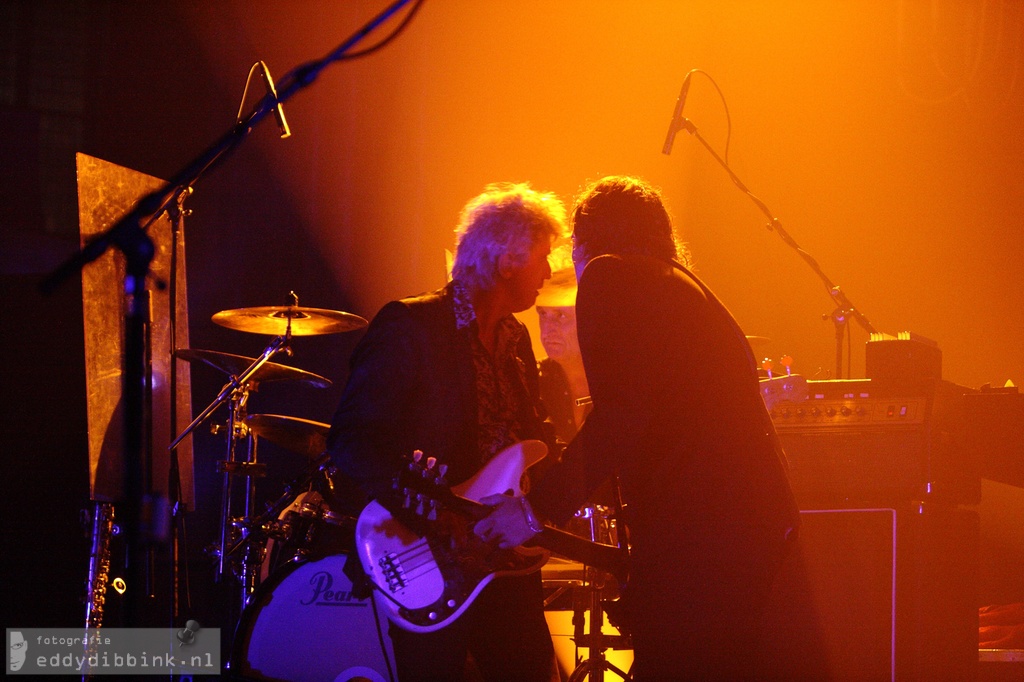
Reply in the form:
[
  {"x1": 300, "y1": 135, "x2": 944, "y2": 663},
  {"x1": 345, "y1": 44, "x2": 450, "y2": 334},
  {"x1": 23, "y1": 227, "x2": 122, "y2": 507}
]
[{"x1": 231, "y1": 553, "x2": 397, "y2": 682}]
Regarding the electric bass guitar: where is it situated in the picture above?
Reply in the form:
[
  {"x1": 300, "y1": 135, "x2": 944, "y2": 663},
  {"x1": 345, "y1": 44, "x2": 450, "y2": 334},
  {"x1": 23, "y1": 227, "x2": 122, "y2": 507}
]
[{"x1": 354, "y1": 440, "x2": 629, "y2": 632}]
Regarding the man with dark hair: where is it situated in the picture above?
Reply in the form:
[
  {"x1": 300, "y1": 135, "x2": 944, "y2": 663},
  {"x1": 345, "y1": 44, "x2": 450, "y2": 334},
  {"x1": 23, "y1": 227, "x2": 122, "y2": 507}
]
[
  {"x1": 477, "y1": 175, "x2": 799, "y2": 680},
  {"x1": 328, "y1": 182, "x2": 565, "y2": 681}
]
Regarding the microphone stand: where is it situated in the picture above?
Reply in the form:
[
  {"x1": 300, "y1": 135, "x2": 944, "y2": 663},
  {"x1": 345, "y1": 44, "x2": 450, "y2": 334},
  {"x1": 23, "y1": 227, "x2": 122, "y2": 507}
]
[
  {"x1": 674, "y1": 117, "x2": 877, "y2": 378},
  {"x1": 39, "y1": 0, "x2": 417, "y2": 627},
  {"x1": 166, "y1": 187, "x2": 191, "y2": 625}
]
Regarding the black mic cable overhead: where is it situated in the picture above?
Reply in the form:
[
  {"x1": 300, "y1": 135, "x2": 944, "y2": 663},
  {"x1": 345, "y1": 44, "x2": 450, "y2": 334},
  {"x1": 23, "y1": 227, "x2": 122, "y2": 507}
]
[{"x1": 660, "y1": 69, "x2": 733, "y2": 165}]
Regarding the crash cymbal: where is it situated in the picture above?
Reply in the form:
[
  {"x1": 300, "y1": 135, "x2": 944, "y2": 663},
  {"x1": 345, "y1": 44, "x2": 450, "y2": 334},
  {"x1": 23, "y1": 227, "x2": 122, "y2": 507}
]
[
  {"x1": 246, "y1": 414, "x2": 330, "y2": 459},
  {"x1": 212, "y1": 306, "x2": 368, "y2": 336},
  {"x1": 175, "y1": 349, "x2": 332, "y2": 388},
  {"x1": 745, "y1": 335, "x2": 770, "y2": 349}
]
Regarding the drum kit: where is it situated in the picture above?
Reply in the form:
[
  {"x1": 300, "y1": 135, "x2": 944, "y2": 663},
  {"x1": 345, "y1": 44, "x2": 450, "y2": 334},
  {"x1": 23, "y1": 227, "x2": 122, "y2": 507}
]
[
  {"x1": 170, "y1": 296, "x2": 400, "y2": 681},
  {"x1": 171, "y1": 295, "x2": 635, "y2": 682}
]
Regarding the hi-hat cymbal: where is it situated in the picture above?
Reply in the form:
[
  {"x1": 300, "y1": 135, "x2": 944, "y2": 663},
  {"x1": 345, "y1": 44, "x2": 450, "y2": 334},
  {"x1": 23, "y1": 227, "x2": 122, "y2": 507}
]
[
  {"x1": 175, "y1": 348, "x2": 331, "y2": 388},
  {"x1": 745, "y1": 335, "x2": 771, "y2": 349},
  {"x1": 246, "y1": 414, "x2": 330, "y2": 459},
  {"x1": 212, "y1": 306, "x2": 368, "y2": 336}
]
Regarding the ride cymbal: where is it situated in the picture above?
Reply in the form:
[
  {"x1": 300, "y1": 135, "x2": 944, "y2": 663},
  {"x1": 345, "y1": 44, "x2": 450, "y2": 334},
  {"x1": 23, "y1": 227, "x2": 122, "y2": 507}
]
[
  {"x1": 246, "y1": 414, "x2": 330, "y2": 459},
  {"x1": 212, "y1": 306, "x2": 367, "y2": 336},
  {"x1": 175, "y1": 348, "x2": 332, "y2": 388}
]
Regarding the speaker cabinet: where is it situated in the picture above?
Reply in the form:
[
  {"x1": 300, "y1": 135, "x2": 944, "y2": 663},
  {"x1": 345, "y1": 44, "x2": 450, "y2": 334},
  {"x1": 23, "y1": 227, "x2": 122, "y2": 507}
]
[{"x1": 760, "y1": 506, "x2": 978, "y2": 682}]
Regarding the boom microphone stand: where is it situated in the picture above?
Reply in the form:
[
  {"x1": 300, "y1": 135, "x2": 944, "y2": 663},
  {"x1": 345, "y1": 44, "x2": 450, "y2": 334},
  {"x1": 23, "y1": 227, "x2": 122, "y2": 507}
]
[
  {"x1": 40, "y1": 0, "x2": 420, "y2": 626},
  {"x1": 664, "y1": 104, "x2": 877, "y2": 378}
]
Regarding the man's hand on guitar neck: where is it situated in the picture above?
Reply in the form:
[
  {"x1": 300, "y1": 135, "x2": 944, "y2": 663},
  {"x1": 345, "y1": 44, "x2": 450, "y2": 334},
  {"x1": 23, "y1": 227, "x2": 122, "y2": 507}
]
[{"x1": 474, "y1": 493, "x2": 543, "y2": 549}]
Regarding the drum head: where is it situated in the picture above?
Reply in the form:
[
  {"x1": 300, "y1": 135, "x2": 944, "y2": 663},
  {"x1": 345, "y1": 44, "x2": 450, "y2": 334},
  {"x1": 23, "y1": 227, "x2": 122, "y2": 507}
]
[{"x1": 232, "y1": 554, "x2": 396, "y2": 682}]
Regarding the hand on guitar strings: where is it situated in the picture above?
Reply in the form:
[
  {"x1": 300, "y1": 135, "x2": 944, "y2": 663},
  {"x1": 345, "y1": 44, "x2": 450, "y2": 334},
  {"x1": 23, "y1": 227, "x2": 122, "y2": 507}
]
[{"x1": 473, "y1": 493, "x2": 542, "y2": 549}]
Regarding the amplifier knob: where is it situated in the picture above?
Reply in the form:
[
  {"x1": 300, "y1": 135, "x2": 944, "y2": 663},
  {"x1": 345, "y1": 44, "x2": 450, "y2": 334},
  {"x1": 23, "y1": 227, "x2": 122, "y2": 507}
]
[
  {"x1": 840, "y1": 406, "x2": 852, "y2": 416},
  {"x1": 826, "y1": 407, "x2": 836, "y2": 417}
]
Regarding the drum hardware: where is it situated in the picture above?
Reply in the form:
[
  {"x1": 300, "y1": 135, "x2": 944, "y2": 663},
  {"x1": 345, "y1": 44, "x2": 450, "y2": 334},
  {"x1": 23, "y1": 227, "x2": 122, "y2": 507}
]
[
  {"x1": 567, "y1": 583, "x2": 633, "y2": 682},
  {"x1": 169, "y1": 293, "x2": 364, "y2": 614},
  {"x1": 220, "y1": 454, "x2": 342, "y2": 582},
  {"x1": 168, "y1": 331, "x2": 292, "y2": 453},
  {"x1": 217, "y1": 460, "x2": 268, "y2": 477},
  {"x1": 245, "y1": 414, "x2": 331, "y2": 461},
  {"x1": 176, "y1": 348, "x2": 332, "y2": 388},
  {"x1": 211, "y1": 293, "x2": 367, "y2": 337},
  {"x1": 169, "y1": 292, "x2": 358, "y2": 454},
  {"x1": 165, "y1": 298, "x2": 317, "y2": 608},
  {"x1": 565, "y1": 485, "x2": 633, "y2": 682}
]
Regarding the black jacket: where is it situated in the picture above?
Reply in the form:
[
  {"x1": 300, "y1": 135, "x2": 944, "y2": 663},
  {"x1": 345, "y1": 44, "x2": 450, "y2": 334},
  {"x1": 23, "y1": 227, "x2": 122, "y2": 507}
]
[
  {"x1": 531, "y1": 254, "x2": 799, "y2": 549},
  {"x1": 327, "y1": 282, "x2": 550, "y2": 500}
]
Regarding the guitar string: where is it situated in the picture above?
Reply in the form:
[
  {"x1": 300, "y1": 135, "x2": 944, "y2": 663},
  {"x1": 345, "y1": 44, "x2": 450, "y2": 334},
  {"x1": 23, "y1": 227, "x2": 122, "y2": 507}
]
[
  {"x1": 386, "y1": 519, "x2": 489, "y2": 584},
  {"x1": 387, "y1": 516, "x2": 478, "y2": 563}
]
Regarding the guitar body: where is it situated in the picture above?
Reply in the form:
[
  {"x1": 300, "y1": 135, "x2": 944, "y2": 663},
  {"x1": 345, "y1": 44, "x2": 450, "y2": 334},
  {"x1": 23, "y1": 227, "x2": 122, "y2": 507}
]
[{"x1": 355, "y1": 440, "x2": 551, "y2": 633}]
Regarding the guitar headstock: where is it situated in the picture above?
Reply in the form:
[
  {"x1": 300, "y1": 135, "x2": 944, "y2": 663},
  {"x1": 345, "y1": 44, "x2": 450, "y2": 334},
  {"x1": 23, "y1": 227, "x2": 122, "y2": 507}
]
[{"x1": 395, "y1": 449, "x2": 452, "y2": 520}]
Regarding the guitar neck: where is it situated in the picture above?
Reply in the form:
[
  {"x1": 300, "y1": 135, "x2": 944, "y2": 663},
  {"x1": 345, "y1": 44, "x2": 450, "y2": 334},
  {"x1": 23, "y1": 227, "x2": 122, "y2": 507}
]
[
  {"x1": 414, "y1": 487, "x2": 628, "y2": 582},
  {"x1": 530, "y1": 525, "x2": 628, "y2": 583}
]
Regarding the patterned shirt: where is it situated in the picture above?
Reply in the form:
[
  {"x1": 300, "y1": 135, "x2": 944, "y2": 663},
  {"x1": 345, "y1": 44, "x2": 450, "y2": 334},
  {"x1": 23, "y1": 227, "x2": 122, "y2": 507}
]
[{"x1": 451, "y1": 279, "x2": 529, "y2": 464}]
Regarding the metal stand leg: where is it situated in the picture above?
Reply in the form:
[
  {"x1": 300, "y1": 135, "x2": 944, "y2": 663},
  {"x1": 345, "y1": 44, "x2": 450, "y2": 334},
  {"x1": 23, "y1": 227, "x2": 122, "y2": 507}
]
[
  {"x1": 567, "y1": 485, "x2": 633, "y2": 682},
  {"x1": 567, "y1": 581, "x2": 632, "y2": 682},
  {"x1": 211, "y1": 381, "x2": 268, "y2": 613}
]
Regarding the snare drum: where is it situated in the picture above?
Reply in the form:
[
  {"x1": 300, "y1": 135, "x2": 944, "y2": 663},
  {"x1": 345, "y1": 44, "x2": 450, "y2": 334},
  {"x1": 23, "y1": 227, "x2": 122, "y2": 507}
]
[{"x1": 232, "y1": 553, "x2": 396, "y2": 682}]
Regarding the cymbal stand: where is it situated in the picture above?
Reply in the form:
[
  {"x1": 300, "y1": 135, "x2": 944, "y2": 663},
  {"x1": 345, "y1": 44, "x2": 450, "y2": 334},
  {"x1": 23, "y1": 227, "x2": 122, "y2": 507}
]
[
  {"x1": 569, "y1": 484, "x2": 632, "y2": 682},
  {"x1": 568, "y1": 581, "x2": 632, "y2": 682},
  {"x1": 168, "y1": 334, "x2": 291, "y2": 451},
  {"x1": 213, "y1": 378, "x2": 268, "y2": 604},
  {"x1": 167, "y1": 333, "x2": 292, "y2": 607}
]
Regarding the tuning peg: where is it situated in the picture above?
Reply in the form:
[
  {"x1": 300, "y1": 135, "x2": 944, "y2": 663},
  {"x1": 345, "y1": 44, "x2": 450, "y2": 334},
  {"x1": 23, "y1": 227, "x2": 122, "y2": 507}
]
[
  {"x1": 436, "y1": 464, "x2": 448, "y2": 486},
  {"x1": 761, "y1": 358, "x2": 774, "y2": 379},
  {"x1": 426, "y1": 456, "x2": 437, "y2": 470},
  {"x1": 402, "y1": 487, "x2": 412, "y2": 508},
  {"x1": 412, "y1": 449, "x2": 424, "y2": 463},
  {"x1": 415, "y1": 494, "x2": 426, "y2": 516},
  {"x1": 427, "y1": 499, "x2": 438, "y2": 521}
]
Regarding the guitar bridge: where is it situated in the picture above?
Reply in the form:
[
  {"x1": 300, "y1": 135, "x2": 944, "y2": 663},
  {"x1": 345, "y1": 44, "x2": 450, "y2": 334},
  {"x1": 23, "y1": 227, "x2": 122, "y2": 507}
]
[{"x1": 379, "y1": 553, "x2": 407, "y2": 592}]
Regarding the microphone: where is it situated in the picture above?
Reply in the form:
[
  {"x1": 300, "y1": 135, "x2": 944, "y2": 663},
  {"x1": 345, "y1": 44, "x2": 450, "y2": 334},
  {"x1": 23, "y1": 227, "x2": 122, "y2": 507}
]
[
  {"x1": 258, "y1": 61, "x2": 291, "y2": 139},
  {"x1": 661, "y1": 71, "x2": 694, "y2": 155}
]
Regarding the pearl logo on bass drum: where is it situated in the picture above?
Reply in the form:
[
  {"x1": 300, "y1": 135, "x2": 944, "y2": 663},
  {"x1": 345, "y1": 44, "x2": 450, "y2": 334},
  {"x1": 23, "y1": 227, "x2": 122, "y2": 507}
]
[
  {"x1": 233, "y1": 555, "x2": 396, "y2": 682},
  {"x1": 300, "y1": 570, "x2": 365, "y2": 607}
]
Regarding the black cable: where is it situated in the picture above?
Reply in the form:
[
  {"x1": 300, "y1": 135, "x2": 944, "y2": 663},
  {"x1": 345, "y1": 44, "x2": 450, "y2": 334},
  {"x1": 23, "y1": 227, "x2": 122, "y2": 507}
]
[
  {"x1": 687, "y1": 69, "x2": 734, "y2": 165},
  {"x1": 339, "y1": 0, "x2": 427, "y2": 61},
  {"x1": 370, "y1": 590, "x2": 398, "y2": 682}
]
